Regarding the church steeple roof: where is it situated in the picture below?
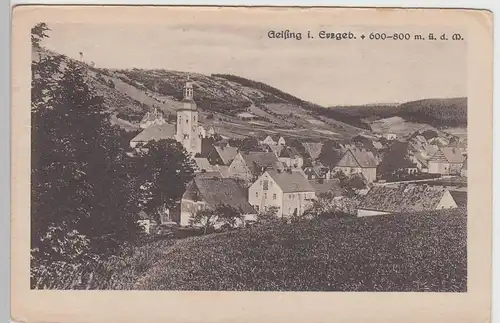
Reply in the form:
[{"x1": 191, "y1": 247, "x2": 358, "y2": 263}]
[{"x1": 179, "y1": 78, "x2": 197, "y2": 111}]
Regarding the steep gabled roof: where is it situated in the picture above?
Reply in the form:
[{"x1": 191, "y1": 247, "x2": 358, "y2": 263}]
[
  {"x1": 240, "y1": 152, "x2": 282, "y2": 175},
  {"x1": 194, "y1": 157, "x2": 212, "y2": 171},
  {"x1": 302, "y1": 142, "x2": 324, "y2": 160},
  {"x1": 199, "y1": 138, "x2": 216, "y2": 158},
  {"x1": 267, "y1": 170, "x2": 315, "y2": 193},
  {"x1": 359, "y1": 185, "x2": 451, "y2": 213},
  {"x1": 140, "y1": 108, "x2": 165, "y2": 126},
  {"x1": 440, "y1": 147, "x2": 465, "y2": 163},
  {"x1": 304, "y1": 162, "x2": 330, "y2": 177},
  {"x1": 213, "y1": 145, "x2": 239, "y2": 165},
  {"x1": 194, "y1": 171, "x2": 224, "y2": 179},
  {"x1": 261, "y1": 135, "x2": 276, "y2": 143},
  {"x1": 351, "y1": 149, "x2": 378, "y2": 167},
  {"x1": 279, "y1": 146, "x2": 302, "y2": 158},
  {"x1": 262, "y1": 144, "x2": 284, "y2": 156},
  {"x1": 308, "y1": 179, "x2": 342, "y2": 197},
  {"x1": 131, "y1": 123, "x2": 176, "y2": 143},
  {"x1": 183, "y1": 178, "x2": 255, "y2": 214},
  {"x1": 413, "y1": 152, "x2": 429, "y2": 167},
  {"x1": 336, "y1": 149, "x2": 378, "y2": 168}
]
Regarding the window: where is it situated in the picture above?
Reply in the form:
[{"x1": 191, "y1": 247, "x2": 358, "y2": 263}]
[
  {"x1": 194, "y1": 116, "x2": 196, "y2": 121},
  {"x1": 263, "y1": 180, "x2": 269, "y2": 190},
  {"x1": 256, "y1": 192, "x2": 259, "y2": 198},
  {"x1": 255, "y1": 205, "x2": 259, "y2": 212},
  {"x1": 186, "y1": 119, "x2": 188, "y2": 124},
  {"x1": 273, "y1": 193, "x2": 277, "y2": 200},
  {"x1": 292, "y1": 194, "x2": 295, "y2": 200},
  {"x1": 264, "y1": 193, "x2": 267, "y2": 199}
]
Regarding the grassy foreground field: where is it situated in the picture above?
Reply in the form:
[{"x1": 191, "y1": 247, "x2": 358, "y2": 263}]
[{"x1": 88, "y1": 208, "x2": 466, "y2": 291}]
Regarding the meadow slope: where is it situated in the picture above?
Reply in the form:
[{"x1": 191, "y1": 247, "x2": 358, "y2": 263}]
[
  {"x1": 34, "y1": 48, "x2": 366, "y2": 140},
  {"x1": 87, "y1": 208, "x2": 466, "y2": 292}
]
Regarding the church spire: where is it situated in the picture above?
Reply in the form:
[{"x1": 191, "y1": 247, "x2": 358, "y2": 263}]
[{"x1": 184, "y1": 77, "x2": 194, "y2": 101}]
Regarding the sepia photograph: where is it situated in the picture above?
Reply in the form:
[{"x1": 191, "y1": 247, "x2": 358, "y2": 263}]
[
  {"x1": 11, "y1": 6, "x2": 493, "y2": 323},
  {"x1": 29, "y1": 14, "x2": 470, "y2": 292}
]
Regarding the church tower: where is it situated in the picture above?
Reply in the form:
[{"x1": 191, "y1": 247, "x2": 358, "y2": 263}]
[{"x1": 175, "y1": 80, "x2": 202, "y2": 155}]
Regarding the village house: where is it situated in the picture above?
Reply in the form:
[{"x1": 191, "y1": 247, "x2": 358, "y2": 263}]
[
  {"x1": 129, "y1": 123, "x2": 176, "y2": 149},
  {"x1": 428, "y1": 136, "x2": 451, "y2": 147},
  {"x1": 383, "y1": 133, "x2": 397, "y2": 140},
  {"x1": 198, "y1": 137, "x2": 217, "y2": 158},
  {"x1": 357, "y1": 184, "x2": 458, "y2": 217},
  {"x1": 139, "y1": 107, "x2": 166, "y2": 129},
  {"x1": 410, "y1": 152, "x2": 429, "y2": 173},
  {"x1": 332, "y1": 148, "x2": 378, "y2": 183},
  {"x1": 303, "y1": 162, "x2": 331, "y2": 180},
  {"x1": 180, "y1": 177, "x2": 256, "y2": 227},
  {"x1": 259, "y1": 135, "x2": 286, "y2": 146},
  {"x1": 207, "y1": 126, "x2": 216, "y2": 138},
  {"x1": 198, "y1": 125, "x2": 207, "y2": 139},
  {"x1": 248, "y1": 169, "x2": 316, "y2": 218},
  {"x1": 461, "y1": 157, "x2": 467, "y2": 177},
  {"x1": 261, "y1": 143, "x2": 284, "y2": 157},
  {"x1": 194, "y1": 157, "x2": 214, "y2": 172},
  {"x1": 237, "y1": 112, "x2": 258, "y2": 121},
  {"x1": 308, "y1": 178, "x2": 343, "y2": 198},
  {"x1": 278, "y1": 146, "x2": 304, "y2": 168},
  {"x1": 228, "y1": 151, "x2": 283, "y2": 184},
  {"x1": 193, "y1": 170, "x2": 224, "y2": 179},
  {"x1": 207, "y1": 145, "x2": 239, "y2": 166},
  {"x1": 428, "y1": 147, "x2": 465, "y2": 175}
]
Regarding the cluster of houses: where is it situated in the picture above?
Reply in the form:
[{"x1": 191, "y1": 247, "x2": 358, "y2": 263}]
[{"x1": 130, "y1": 81, "x2": 467, "y2": 229}]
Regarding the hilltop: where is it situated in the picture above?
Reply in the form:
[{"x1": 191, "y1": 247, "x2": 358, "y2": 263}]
[
  {"x1": 326, "y1": 97, "x2": 467, "y2": 132},
  {"x1": 33, "y1": 47, "x2": 466, "y2": 141},
  {"x1": 33, "y1": 47, "x2": 365, "y2": 140}
]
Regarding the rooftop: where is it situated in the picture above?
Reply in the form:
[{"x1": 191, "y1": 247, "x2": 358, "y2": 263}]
[
  {"x1": 183, "y1": 177, "x2": 255, "y2": 214},
  {"x1": 131, "y1": 123, "x2": 176, "y2": 143},
  {"x1": 267, "y1": 169, "x2": 315, "y2": 193}
]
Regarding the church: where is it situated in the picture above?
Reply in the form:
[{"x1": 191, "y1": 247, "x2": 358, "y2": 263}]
[
  {"x1": 174, "y1": 81, "x2": 202, "y2": 155},
  {"x1": 130, "y1": 80, "x2": 204, "y2": 156}
]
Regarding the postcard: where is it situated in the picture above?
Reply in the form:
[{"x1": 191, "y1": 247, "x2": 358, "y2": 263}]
[{"x1": 11, "y1": 6, "x2": 492, "y2": 323}]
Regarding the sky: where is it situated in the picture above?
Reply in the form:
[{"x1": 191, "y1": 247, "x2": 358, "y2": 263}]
[{"x1": 43, "y1": 22, "x2": 467, "y2": 106}]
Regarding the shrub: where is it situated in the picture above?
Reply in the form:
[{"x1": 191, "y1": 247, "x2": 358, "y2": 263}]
[{"x1": 256, "y1": 206, "x2": 281, "y2": 224}]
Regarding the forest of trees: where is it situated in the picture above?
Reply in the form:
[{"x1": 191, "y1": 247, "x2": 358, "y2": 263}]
[
  {"x1": 325, "y1": 98, "x2": 467, "y2": 130},
  {"x1": 30, "y1": 23, "x2": 195, "y2": 288}
]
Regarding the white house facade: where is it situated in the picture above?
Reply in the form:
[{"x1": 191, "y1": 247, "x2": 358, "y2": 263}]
[{"x1": 248, "y1": 170, "x2": 316, "y2": 218}]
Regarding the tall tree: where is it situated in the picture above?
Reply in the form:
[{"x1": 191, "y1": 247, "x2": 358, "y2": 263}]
[
  {"x1": 31, "y1": 24, "x2": 143, "y2": 269},
  {"x1": 136, "y1": 139, "x2": 196, "y2": 223}
]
